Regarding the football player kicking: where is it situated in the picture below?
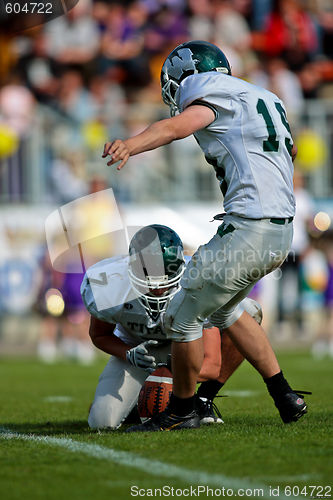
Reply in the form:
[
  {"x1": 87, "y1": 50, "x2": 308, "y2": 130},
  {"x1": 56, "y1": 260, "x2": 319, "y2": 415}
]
[
  {"x1": 102, "y1": 41, "x2": 309, "y2": 430},
  {"x1": 81, "y1": 224, "x2": 262, "y2": 430}
]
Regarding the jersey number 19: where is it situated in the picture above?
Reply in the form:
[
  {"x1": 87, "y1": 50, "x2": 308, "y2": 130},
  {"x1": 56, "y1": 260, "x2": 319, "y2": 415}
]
[{"x1": 256, "y1": 98, "x2": 293, "y2": 157}]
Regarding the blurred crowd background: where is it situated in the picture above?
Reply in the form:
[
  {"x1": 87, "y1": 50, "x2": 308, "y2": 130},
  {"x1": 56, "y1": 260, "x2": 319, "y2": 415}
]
[{"x1": 0, "y1": 0, "x2": 333, "y2": 363}]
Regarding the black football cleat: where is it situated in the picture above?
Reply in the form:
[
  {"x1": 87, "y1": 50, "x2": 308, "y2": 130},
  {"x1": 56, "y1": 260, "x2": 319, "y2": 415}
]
[
  {"x1": 275, "y1": 391, "x2": 310, "y2": 423},
  {"x1": 126, "y1": 409, "x2": 200, "y2": 432},
  {"x1": 123, "y1": 405, "x2": 141, "y2": 425},
  {"x1": 196, "y1": 396, "x2": 224, "y2": 424}
]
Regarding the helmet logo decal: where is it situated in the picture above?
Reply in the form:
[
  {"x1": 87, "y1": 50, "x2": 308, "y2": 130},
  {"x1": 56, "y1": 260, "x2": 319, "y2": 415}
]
[{"x1": 164, "y1": 48, "x2": 198, "y2": 80}]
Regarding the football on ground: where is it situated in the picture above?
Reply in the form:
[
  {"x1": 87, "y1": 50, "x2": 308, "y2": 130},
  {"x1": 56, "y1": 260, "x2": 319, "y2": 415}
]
[{"x1": 138, "y1": 365, "x2": 173, "y2": 420}]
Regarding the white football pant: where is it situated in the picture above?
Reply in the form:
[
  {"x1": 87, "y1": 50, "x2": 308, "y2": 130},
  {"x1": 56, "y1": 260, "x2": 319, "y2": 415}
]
[{"x1": 165, "y1": 215, "x2": 292, "y2": 341}]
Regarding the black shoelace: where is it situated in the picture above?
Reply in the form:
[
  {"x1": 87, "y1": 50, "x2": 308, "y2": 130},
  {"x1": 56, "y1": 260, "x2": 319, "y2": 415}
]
[
  {"x1": 205, "y1": 395, "x2": 227, "y2": 420},
  {"x1": 293, "y1": 390, "x2": 312, "y2": 398}
]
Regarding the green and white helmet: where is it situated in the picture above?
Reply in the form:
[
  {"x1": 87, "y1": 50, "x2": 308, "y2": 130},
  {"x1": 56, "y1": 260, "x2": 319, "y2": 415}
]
[
  {"x1": 128, "y1": 224, "x2": 185, "y2": 315},
  {"x1": 161, "y1": 40, "x2": 231, "y2": 116}
]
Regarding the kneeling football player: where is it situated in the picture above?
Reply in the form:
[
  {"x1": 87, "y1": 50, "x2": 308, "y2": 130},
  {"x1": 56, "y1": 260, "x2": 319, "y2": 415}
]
[{"x1": 81, "y1": 224, "x2": 262, "y2": 429}]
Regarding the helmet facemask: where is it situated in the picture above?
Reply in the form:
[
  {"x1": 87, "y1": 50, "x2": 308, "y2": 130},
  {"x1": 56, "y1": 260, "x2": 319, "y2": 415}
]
[
  {"x1": 161, "y1": 79, "x2": 180, "y2": 117},
  {"x1": 128, "y1": 266, "x2": 184, "y2": 315}
]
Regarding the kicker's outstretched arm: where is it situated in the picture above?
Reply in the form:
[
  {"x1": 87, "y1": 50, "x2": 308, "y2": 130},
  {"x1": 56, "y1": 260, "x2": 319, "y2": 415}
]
[{"x1": 102, "y1": 105, "x2": 215, "y2": 170}]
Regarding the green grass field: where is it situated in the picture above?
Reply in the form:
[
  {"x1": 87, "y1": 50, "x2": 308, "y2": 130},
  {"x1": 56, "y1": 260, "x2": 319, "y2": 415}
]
[{"x1": 0, "y1": 351, "x2": 332, "y2": 500}]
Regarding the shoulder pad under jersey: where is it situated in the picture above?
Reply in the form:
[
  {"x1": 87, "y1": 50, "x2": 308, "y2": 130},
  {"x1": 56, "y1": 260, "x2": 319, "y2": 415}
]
[{"x1": 81, "y1": 255, "x2": 138, "y2": 320}]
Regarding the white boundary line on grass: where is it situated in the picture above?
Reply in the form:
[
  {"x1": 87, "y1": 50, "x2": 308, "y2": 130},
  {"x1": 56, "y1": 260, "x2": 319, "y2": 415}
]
[
  {"x1": 0, "y1": 427, "x2": 294, "y2": 499},
  {"x1": 43, "y1": 396, "x2": 73, "y2": 403}
]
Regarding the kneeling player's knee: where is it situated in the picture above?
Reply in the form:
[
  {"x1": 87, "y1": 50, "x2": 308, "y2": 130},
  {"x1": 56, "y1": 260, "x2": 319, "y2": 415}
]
[
  {"x1": 242, "y1": 297, "x2": 263, "y2": 325},
  {"x1": 88, "y1": 397, "x2": 120, "y2": 430}
]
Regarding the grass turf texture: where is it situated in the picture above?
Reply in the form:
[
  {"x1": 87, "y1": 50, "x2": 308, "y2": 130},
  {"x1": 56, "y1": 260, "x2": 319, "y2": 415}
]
[{"x1": 0, "y1": 352, "x2": 332, "y2": 500}]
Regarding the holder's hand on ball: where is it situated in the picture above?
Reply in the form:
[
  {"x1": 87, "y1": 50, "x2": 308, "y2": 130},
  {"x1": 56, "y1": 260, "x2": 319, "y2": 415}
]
[{"x1": 126, "y1": 340, "x2": 158, "y2": 372}]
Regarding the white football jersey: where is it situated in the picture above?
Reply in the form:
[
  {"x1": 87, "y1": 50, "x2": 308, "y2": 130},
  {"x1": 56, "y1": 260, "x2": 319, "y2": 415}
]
[{"x1": 176, "y1": 72, "x2": 295, "y2": 219}]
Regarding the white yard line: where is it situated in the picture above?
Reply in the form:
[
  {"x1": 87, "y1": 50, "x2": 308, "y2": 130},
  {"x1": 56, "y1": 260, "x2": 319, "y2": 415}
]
[
  {"x1": 0, "y1": 427, "x2": 298, "y2": 499},
  {"x1": 257, "y1": 474, "x2": 321, "y2": 482},
  {"x1": 224, "y1": 390, "x2": 261, "y2": 397},
  {"x1": 43, "y1": 396, "x2": 73, "y2": 403}
]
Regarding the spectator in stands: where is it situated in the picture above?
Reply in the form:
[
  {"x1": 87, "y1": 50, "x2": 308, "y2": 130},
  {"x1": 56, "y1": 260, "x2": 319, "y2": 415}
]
[
  {"x1": 51, "y1": 151, "x2": 88, "y2": 203},
  {"x1": 213, "y1": 0, "x2": 251, "y2": 54},
  {"x1": 59, "y1": 267, "x2": 94, "y2": 364},
  {"x1": 263, "y1": 0, "x2": 318, "y2": 70},
  {"x1": 18, "y1": 33, "x2": 58, "y2": 105},
  {"x1": 44, "y1": 0, "x2": 99, "y2": 68},
  {"x1": 187, "y1": 0, "x2": 214, "y2": 41},
  {"x1": 0, "y1": 73, "x2": 35, "y2": 136},
  {"x1": 278, "y1": 170, "x2": 315, "y2": 329},
  {"x1": 36, "y1": 248, "x2": 94, "y2": 364},
  {"x1": 251, "y1": 0, "x2": 271, "y2": 31},
  {"x1": 250, "y1": 57, "x2": 304, "y2": 125},
  {"x1": 100, "y1": 1, "x2": 150, "y2": 89},
  {"x1": 316, "y1": 0, "x2": 333, "y2": 59},
  {"x1": 298, "y1": 61, "x2": 322, "y2": 99},
  {"x1": 0, "y1": 73, "x2": 35, "y2": 201},
  {"x1": 35, "y1": 249, "x2": 64, "y2": 363},
  {"x1": 144, "y1": 6, "x2": 188, "y2": 55},
  {"x1": 141, "y1": 0, "x2": 186, "y2": 16},
  {"x1": 88, "y1": 75, "x2": 127, "y2": 137},
  {"x1": 312, "y1": 230, "x2": 333, "y2": 358},
  {"x1": 57, "y1": 69, "x2": 96, "y2": 123}
]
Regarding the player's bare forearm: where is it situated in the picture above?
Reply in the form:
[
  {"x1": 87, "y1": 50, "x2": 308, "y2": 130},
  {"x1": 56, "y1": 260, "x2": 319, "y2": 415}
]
[
  {"x1": 92, "y1": 333, "x2": 129, "y2": 360},
  {"x1": 101, "y1": 122, "x2": 174, "y2": 170},
  {"x1": 102, "y1": 105, "x2": 215, "y2": 169},
  {"x1": 89, "y1": 317, "x2": 128, "y2": 360},
  {"x1": 127, "y1": 121, "x2": 178, "y2": 153}
]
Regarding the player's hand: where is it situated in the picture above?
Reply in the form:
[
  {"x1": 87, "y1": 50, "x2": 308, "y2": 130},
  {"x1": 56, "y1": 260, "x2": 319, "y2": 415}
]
[
  {"x1": 102, "y1": 140, "x2": 130, "y2": 170},
  {"x1": 126, "y1": 340, "x2": 158, "y2": 371}
]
